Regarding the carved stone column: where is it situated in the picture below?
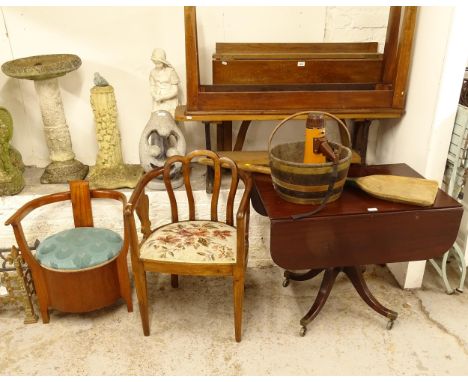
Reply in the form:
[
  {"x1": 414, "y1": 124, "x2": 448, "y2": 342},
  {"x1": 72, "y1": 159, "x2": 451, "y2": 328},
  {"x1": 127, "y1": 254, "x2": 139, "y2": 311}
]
[{"x1": 86, "y1": 75, "x2": 143, "y2": 189}]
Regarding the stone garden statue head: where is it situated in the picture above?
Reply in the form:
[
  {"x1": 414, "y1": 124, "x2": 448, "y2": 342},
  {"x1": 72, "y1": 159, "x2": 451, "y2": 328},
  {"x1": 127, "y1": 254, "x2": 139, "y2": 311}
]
[{"x1": 151, "y1": 48, "x2": 171, "y2": 69}]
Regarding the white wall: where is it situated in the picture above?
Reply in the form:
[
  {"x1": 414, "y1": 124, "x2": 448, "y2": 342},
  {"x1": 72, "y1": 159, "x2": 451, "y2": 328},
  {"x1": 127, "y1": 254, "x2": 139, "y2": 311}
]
[
  {"x1": 324, "y1": 6, "x2": 389, "y2": 51},
  {"x1": 0, "y1": 6, "x2": 389, "y2": 167},
  {"x1": 368, "y1": 6, "x2": 468, "y2": 183},
  {"x1": 367, "y1": 6, "x2": 468, "y2": 288}
]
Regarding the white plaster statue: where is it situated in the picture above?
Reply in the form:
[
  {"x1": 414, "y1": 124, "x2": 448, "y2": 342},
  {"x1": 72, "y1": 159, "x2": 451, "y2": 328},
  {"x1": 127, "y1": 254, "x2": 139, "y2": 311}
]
[
  {"x1": 139, "y1": 110, "x2": 186, "y2": 190},
  {"x1": 150, "y1": 48, "x2": 179, "y2": 118}
]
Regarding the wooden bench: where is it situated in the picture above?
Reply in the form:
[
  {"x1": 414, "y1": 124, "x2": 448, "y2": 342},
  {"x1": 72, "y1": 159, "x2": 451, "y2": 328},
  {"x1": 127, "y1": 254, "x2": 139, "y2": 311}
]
[
  {"x1": 178, "y1": 7, "x2": 417, "y2": 191},
  {"x1": 212, "y1": 42, "x2": 384, "y2": 86},
  {"x1": 184, "y1": 6, "x2": 416, "y2": 114}
]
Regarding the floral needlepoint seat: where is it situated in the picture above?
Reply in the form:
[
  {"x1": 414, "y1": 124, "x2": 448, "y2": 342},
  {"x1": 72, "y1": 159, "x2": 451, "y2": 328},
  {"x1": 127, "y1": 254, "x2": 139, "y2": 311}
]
[{"x1": 140, "y1": 221, "x2": 236, "y2": 264}]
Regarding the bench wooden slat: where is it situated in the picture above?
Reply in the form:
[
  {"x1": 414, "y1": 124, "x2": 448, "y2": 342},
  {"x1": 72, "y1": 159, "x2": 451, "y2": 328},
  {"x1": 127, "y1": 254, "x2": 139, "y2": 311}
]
[{"x1": 215, "y1": 42, "x2": 379, "y2": 54}]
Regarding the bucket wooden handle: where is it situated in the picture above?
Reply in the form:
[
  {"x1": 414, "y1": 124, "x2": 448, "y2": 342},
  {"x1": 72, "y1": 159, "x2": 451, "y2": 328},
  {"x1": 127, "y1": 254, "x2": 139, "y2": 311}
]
[{"x1": 268, "y1": 111, "x2": 352, "y2": 153}]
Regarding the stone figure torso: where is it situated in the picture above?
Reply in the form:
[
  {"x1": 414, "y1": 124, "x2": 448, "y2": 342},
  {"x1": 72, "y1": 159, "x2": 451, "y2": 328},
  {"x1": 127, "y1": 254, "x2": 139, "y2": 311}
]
[{"x1": 150, "y1": 67, "x2": 179, "y2": 116}]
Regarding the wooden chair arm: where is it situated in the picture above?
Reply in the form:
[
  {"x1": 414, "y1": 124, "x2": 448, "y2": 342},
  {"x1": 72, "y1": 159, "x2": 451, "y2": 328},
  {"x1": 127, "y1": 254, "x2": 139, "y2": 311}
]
[
  {"x1": 8, "y1": 221, "x2": 42, "y2": 271},
  {"x1": 126, "y1": 167, "x2": 164, "y2": 215},
  {"x1": 236, "y1": 171, "x2": 253, "y2": 222},
  {"x1": 90, "y1": 189, "x2": 128, "y2": 206},
  {"x1": 124, "y1": 206, "x2": 143, "y2": 264},
  {"x1": 236, "y1": 172, "x2": 252, "y2": 266},
  {"x1": 4, "y1": 191, "x2": 71, "y2": 226}
]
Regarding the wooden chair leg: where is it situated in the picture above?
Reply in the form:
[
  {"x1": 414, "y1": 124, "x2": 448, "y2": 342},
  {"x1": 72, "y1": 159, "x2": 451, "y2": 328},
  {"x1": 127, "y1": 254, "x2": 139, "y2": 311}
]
[
  {"x1": 36, "y1": 289, "x2": 50, "y2": 324},
  {"x1": 233, "y1": 275, "x2": 245, "y2": 342},
  {"x1": 171, "y1": 274, "x2": 179, "y2": 288},
  {"x1": 29, "y1": 269, "x2": 50, "y2": 323},
  {"x1": 116, "y1": 256, "x2": 133, "y2": 312},
  {"x1": 132, "y1": 261, "x2": 150, "y2": 336},
  {"x1": 39, "y1": 306, "x2": 50, "y2": 323}
]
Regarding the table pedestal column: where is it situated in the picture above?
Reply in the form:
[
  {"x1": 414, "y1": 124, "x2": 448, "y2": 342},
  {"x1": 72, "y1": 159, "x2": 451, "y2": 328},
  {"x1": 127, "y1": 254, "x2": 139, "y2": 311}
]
[{"x1": 34, "y1": 78, "x2": 88, "y2": 184}]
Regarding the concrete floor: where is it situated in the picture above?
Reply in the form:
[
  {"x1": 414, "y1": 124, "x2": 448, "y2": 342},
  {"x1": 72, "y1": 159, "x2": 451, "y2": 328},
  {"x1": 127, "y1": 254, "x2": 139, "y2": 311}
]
[{"x1": 1, "y1": 262, "x2": 468, "y2": 376}]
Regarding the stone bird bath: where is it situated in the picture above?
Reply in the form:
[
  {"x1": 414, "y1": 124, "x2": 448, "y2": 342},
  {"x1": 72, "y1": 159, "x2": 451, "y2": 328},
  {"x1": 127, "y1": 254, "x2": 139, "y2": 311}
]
[{"x1": 2, "y1": 54, "x2": 88, "y2": 183}]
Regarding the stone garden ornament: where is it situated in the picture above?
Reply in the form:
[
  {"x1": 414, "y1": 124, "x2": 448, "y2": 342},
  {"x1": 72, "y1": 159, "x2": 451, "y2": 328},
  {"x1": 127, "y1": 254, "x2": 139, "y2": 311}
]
[
  {"x1": 86, "y1": 73, "x2": 144, "y2": 189},
  {"x1": 139, "y1": 110, "x2": 186, "y2": 189},
  {"x1": 1, "y1": 54, "x2": 88, "y2": 184},
  {"x1": 140, "y1": 49, "x2": 186, "y2": 190},
  {"x1": 0, "y1": 107, "x2": 24, "y2": 195},
  {"x1": 149, "y1": 48, "x2": 179, "y2": 118}
]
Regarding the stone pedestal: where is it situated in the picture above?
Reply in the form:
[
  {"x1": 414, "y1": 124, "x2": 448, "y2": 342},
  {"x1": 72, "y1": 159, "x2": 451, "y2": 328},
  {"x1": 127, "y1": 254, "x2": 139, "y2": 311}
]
[
  {"x1": 1, "y1": 54, "x2": 88, "y2": 184},
  {"x1": 86, "y1": 84, "x2": 143, "y2": 189},
  {"x1": 34, "y1": 78, "x2": 88, "y2": 183}
]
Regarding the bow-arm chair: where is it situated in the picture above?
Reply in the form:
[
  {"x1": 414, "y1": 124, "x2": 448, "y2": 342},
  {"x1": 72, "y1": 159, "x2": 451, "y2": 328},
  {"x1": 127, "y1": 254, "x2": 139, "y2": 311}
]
[
  {"x1": 5, "y1": 180, "x2": 133, "y2": 323},
  {"x1": 125, "y1": 150, "x2": 252, "y2": 342}
]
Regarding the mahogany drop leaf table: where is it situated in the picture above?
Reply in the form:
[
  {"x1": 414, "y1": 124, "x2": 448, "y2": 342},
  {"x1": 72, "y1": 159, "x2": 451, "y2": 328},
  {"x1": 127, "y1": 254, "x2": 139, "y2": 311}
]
[{"x1": 251, "y1": 163, "x2": 462, "y2": 336}]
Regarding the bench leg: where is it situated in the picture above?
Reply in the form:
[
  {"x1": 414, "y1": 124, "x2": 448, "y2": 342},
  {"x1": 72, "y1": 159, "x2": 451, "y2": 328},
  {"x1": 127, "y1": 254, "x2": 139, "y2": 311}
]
[
  {"x1": 204, "y1": 122, "x2": 214, "y2": 194},
  {"x1": 233, "y1": 120, "x2": 251, "y2": 151},
  {"x1": 353, "y1": 119, "x2": 372, "y2": 165}
]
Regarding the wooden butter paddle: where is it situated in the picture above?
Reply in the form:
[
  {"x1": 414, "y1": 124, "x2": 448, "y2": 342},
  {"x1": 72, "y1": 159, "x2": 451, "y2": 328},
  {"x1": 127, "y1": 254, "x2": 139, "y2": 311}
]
[{"x1": 346, "y1": 175, "x2": 439, "y2": 207}]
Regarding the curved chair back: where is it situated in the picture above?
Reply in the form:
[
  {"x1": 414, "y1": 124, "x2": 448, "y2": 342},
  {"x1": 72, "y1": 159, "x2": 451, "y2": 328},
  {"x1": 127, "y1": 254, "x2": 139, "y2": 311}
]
[{"x1": 163, "y1": 150, "x2": 239, "y2": 225}]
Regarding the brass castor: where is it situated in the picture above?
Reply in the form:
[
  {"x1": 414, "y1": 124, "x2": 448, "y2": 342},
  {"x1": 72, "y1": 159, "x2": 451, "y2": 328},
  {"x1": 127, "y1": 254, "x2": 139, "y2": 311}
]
[
  {"x1": 282, "y1": 278, "x2": 290, "y2": 287},
  {"x1": 386, "y1": 319, "x2": 395, "y2": 330},
  {"x1": 299, "y1": 326, "x2": 307, "y2": 337}
]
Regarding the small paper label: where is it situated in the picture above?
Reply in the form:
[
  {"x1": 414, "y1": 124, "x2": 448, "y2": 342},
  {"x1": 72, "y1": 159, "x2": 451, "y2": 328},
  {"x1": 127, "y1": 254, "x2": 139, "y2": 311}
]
[
  {"x1": 297, "y1": 61, "x2": 305, "y2": 67},
  {"x1": 222, "y1": 61, "x2": 228, "y2": 65},
  {"x1": 0, "y1": 286, "x2": 8, "y2": 296},
  {"x1": 186, "y1": 116, "x2": 192, "y2": 120},
  {"x1": 367, "y1": 207, "x2": 378, "y2": 212}
]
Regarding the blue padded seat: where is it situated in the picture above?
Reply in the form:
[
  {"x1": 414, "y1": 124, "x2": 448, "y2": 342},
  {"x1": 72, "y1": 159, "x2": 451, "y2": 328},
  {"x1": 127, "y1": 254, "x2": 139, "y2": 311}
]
[{"x1": 36, "y1": 227, "x2": 123, "y2": 271}]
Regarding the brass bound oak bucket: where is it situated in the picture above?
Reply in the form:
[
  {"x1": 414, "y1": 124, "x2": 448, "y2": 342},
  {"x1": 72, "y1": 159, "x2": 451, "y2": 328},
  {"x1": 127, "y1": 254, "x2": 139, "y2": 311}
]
[{"x1": 269, "y1": 111, "x2": 352, "y2": 206}]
